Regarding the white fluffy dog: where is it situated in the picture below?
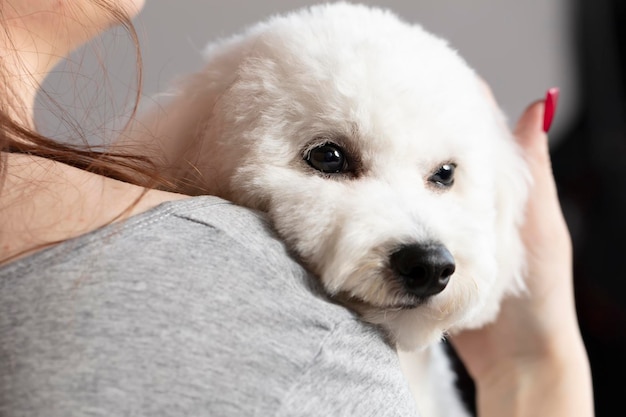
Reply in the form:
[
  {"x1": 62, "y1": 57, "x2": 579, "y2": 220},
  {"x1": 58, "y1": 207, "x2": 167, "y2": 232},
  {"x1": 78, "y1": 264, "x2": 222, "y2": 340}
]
[{"x1": 134, "y1": 3, "x2": 529, "y2": 415}]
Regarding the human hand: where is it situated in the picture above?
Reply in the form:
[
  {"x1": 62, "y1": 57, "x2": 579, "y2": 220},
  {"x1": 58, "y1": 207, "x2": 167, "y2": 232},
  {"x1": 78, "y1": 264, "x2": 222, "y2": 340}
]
[{"x1": 450, "y1": 88, "x2": 594, "y2": 417}]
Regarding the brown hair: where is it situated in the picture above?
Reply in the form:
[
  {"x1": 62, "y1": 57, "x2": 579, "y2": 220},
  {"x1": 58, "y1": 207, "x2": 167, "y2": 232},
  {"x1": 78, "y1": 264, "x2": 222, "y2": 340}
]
[{"x1": 0, "y1": 1, "x2": 173, "y2": 189}]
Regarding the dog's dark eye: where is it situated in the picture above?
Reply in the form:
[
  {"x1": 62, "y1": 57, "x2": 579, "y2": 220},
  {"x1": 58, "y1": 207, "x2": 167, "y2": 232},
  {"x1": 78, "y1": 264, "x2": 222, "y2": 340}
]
[
  {"x1": 429, "y1": 164, "x2": 456, "y2": 188},
  {"x1": 305, "y1": 143, "x2": 348, "y2": 173}
]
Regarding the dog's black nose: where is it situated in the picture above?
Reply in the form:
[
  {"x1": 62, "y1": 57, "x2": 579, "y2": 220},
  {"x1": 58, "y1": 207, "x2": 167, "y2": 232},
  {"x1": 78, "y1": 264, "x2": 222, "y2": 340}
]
[{"x1": 390, "y1": 243, "x2": 455, "y2": 298}]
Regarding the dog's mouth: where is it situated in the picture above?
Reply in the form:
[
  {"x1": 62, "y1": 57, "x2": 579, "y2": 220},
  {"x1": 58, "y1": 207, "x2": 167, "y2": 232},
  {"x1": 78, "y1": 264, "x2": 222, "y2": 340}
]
[
  {"x1": 334, "y1": 291, "x2": 427, "y2": 313},
  {"x1": 372, "y1": 296, "x2": 429, "y2": 311},
  {"x1": 385, "y1": 300, "x2": 424, "y2": 310}
]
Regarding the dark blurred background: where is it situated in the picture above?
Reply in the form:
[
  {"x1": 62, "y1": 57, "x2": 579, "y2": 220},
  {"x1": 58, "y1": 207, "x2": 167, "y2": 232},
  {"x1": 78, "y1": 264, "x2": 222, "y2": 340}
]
[{"x1": 553, "y1": 0, "x2": 626, "y2": 414}]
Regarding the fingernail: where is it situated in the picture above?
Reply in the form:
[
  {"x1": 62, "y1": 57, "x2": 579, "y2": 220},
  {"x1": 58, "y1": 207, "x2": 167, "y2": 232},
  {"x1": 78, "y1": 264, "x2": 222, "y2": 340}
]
[{"x1": 543, "y1": 87, "x2": 559, "y2": 132}]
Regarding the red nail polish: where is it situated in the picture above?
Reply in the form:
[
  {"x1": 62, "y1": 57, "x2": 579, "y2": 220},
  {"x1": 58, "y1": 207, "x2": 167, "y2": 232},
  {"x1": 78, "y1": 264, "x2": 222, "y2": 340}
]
[{"x1": 543, "y1": 87, "x2": 559, "y2": 132}]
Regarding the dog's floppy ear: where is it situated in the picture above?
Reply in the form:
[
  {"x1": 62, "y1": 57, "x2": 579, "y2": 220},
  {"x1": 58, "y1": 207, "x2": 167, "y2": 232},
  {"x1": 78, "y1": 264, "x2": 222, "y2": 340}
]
[{"x1": 122, "y1": 32, "x2": 259, "y2": 195}]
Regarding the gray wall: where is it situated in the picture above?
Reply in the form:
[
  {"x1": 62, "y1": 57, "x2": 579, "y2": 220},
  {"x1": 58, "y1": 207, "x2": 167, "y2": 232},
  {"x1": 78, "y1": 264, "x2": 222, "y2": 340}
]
[{"x1": 37, "y1": 0, "x2": 576, "y2": 144}]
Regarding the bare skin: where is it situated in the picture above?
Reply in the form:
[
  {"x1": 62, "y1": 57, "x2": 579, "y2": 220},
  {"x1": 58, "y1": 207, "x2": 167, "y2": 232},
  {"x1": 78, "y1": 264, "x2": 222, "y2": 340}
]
[{"x1": 0, "y1": 154, "x2": 188, "y2": 263}]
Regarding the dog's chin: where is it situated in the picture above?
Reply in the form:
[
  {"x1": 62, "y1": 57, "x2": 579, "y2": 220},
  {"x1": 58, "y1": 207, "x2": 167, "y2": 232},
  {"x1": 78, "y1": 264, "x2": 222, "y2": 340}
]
[
  {"x1": 333, "y1": 285, "x2": 481, "y2": 350},
  {"x1": 332, "y1": 292, "x2": 447, "y2": 349}
]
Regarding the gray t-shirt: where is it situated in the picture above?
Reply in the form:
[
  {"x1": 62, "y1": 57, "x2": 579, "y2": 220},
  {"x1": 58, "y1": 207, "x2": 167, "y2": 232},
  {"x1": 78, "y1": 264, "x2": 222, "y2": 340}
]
[{"x1": 0, "y1": 196, "x2": 420, "y2": 416}]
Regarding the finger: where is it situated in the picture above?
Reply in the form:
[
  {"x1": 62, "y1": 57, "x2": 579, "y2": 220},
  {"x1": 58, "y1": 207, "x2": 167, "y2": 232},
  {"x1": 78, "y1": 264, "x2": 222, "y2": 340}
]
[
  {"x1": 514, "y1": 96, "x2": 572, "y2": 263},
  {"x1": 514, "y1": 99, "x2": 559, "y2": 199},
  {"x1": 514, "y1": 100, "x2": 549, "y2": 156}
]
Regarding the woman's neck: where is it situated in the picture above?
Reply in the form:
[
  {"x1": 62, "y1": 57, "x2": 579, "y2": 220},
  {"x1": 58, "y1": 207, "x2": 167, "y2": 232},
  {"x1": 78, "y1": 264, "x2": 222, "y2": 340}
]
[
  {"x1": 0, "y1": 153, "x2": 188, "y2": 265},
  {"x1": 1, "y1": 28, "x2": 61, "y2": 128}
]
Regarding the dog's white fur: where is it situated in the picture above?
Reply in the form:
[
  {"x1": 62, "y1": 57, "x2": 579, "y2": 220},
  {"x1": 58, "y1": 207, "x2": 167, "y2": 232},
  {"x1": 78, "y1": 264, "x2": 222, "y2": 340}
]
[{"x1": 133, "y1": 3, "x2": 529, "y2": 415}]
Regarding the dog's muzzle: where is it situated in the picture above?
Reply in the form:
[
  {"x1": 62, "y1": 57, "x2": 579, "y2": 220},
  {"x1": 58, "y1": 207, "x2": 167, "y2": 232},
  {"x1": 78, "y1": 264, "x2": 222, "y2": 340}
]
[{"x1": 390, "y1": 243, "x2": 455, "y2": 298}]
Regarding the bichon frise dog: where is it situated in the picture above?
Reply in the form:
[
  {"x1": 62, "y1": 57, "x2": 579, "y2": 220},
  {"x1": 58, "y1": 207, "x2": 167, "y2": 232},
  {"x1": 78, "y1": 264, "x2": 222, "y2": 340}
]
[{"x1": 133, "y1": 3, "x2": 529, "y2": 415}]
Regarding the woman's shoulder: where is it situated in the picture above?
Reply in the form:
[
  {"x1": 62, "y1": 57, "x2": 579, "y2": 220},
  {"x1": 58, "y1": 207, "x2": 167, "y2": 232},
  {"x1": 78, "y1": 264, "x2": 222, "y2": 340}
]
[
  {"x1": 0, "y1": 194, "x2": 419, "y2": 416},
  {"x1": 1, "y1": 192, "x2": 297, "y2": 285}
]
